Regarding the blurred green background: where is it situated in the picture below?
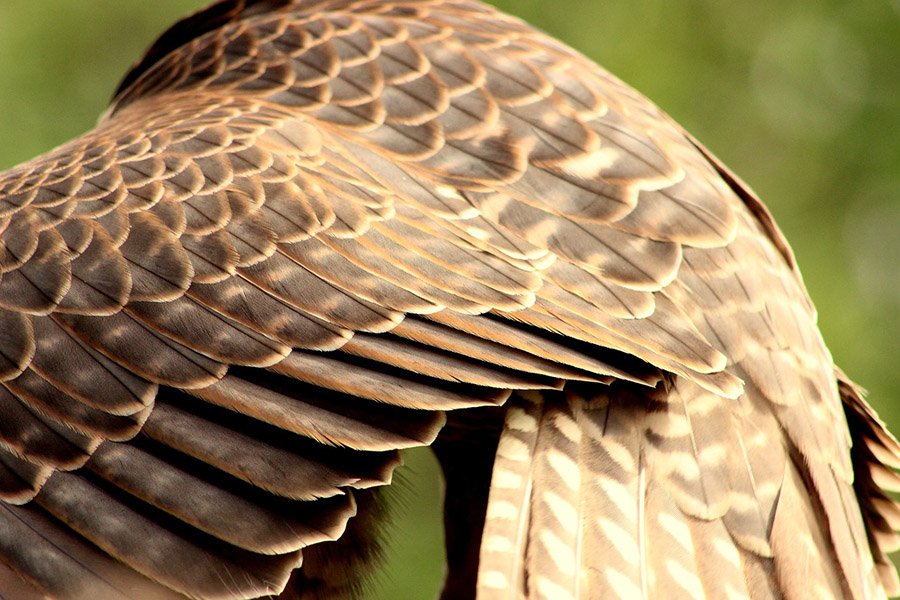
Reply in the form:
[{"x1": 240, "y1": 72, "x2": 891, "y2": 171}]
[{"x1": 0, "y1": 1, "x2": 896, "y2": 598}]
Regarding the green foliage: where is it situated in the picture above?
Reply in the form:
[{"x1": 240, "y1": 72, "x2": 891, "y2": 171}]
[{"x1": 0, "y1": 2, "x2": 895, "y2": 598}]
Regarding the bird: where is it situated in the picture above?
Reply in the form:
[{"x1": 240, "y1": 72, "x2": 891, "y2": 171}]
[{"x1": 0, "y1": 1, "x2": 897, "y2": 599}]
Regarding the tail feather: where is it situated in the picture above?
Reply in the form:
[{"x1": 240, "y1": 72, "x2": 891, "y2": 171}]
[
  {"x1": 525, "y1": 400, "x2": 582, "y2": 599},
  {"x1": 476, "y1": 392, "x2": 542, "y2": 597},
  {"x1": 683, "y1": 516, "x2": 758, "y2": 600},
  {"x1": 577, "y1": 387, "x2": 646, "y2": 600},
  {"x1": 475, "y1": 378, "x2": 870, "y2": 599},
  {"x1": 769, "y1": 459, "x2": 850, "y2": 599},
  {"x1": 478, "y1": 387, "x2": 651, "y2": 599}
]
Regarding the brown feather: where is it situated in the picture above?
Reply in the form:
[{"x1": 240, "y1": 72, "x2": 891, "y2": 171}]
[{"x1": 0, "y1": 1, "x2": 896, "y2": 598}]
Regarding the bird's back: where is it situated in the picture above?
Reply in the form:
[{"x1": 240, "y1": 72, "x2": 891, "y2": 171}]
[{"x1": 0, "y1": 1, "x2": 897, "y2": 598}]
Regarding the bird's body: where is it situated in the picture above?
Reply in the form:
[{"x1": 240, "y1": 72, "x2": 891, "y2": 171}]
[{"x1": 0, "y1": 1, "x2": 897, "y2": 599}]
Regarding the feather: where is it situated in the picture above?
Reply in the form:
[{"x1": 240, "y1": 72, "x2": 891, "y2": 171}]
[{"x1": 0, "y1": 1, "x2": 896, "y2": 598}]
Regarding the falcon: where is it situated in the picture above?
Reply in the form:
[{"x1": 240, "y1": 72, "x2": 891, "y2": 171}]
[{"x1": 0, "y1": 1, "x2": 897, "y2": 598}]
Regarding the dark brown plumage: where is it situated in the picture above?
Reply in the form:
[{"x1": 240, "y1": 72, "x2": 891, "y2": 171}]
[{"x1": 0, "y1": 1, "x2": 897, "y2": 598}]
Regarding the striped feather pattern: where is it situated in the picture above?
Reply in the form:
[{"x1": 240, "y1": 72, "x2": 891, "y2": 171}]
[{"x1": 476, "y1": 380, "x2": 860, "y2": 600}]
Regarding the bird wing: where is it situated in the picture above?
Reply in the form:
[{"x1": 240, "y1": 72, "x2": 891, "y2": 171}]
[{"x1": 0, "y1": 1, "x2": 897, "y2": 599}]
